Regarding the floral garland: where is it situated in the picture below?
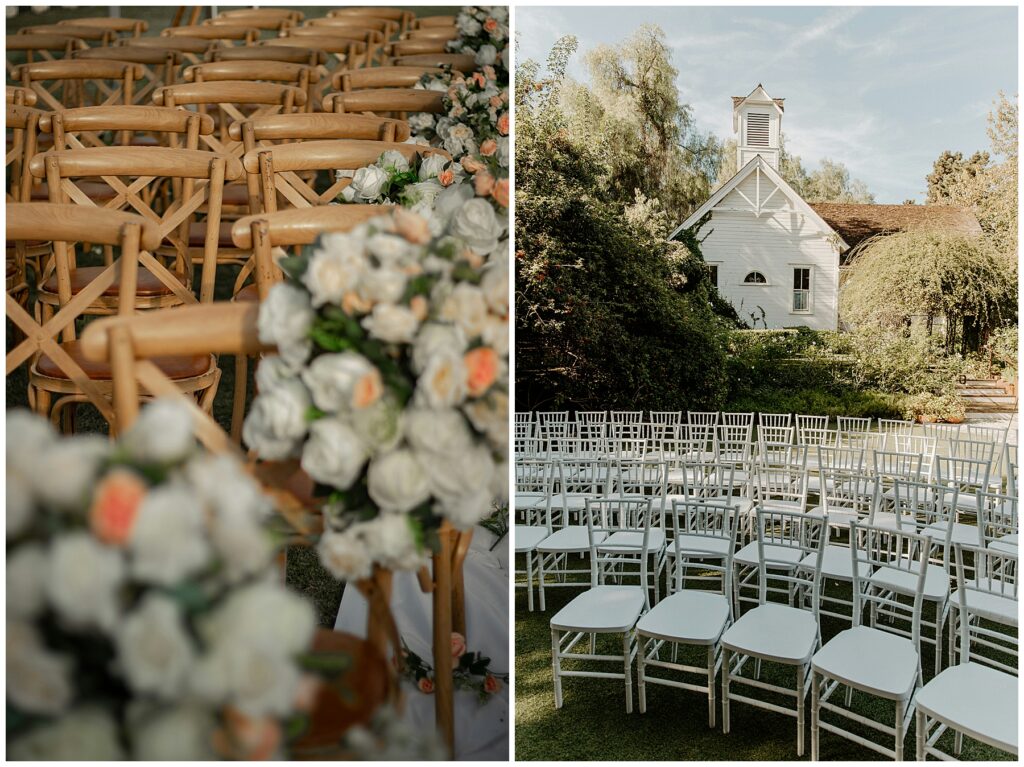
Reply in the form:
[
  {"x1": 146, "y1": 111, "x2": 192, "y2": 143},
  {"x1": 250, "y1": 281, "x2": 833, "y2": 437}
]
[
  {"x1": 5, "y1": 403, "x2": 323, "y2": 761},
  {"x1": 243, "y1": 199, "x2": 509, "y2": 582},
  {"x1": 399, "y1": 633, "x2": 507, "y2": 703}
]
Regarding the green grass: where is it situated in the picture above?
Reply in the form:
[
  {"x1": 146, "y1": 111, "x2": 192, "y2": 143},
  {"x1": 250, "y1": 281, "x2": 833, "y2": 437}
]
[{"x1": 514, "y1": 558, "x2": 1013, "y2": 761}]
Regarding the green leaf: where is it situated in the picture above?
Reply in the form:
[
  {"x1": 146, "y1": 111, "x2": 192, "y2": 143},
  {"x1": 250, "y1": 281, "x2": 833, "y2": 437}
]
[
  {"x1": 278, "y1": 255, "x2": 308, "y2": 282},
  {"x1": 305, "y1": 405, "x2": 327, "y2": 422},
  {"x1": 297, "y1": 652, "x2": 353, "y2": 674}
]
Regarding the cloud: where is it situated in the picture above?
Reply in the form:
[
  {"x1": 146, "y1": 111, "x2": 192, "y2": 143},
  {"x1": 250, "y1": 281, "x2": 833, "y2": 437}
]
[{"x1": 769, "y1": 7, "x2": 862, "y2": 63}]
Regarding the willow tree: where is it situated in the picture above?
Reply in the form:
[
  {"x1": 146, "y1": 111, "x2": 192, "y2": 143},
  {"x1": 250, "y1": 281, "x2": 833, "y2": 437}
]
[{"x1": 840, "y1": 230, "x2": 1016, "y2": 353}]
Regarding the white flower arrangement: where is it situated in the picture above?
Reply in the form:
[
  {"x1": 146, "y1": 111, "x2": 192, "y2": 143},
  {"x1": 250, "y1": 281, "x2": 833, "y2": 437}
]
[
  {"x1": 5, "y1": 403, "x2": 328, "y2": 761},
  {"x1": 242, "y1": 200, "x2": 509, "y2": 583}
]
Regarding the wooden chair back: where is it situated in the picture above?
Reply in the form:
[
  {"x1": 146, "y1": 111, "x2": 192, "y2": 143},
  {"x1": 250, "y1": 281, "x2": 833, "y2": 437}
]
[
  {"x1": 327, "y1": 7, "x2": 413, "y2": 34},
  {"x1": 73, "y1": 47, "x2": 183, "y2": 104},
  {"x1": 401, "y1": 27, "x2": 460, "y2": 42},
  {"x1": 413, "y1": 15, "x2": 458, "y2": 29},
  {"x1": 207, "y1": 44, "x2": 328, "y2": 68},
  {"x1": 391, "y1": 52, "x2": 479, "y2": 71},
  {"x1": 322, "y1": 88, "x2": 446, "y2": 119},
  {"x1": 57, "y1": 16, "x2": 148, "y2": 37},
  {"x1": 332, "y1": 65, "x2": 450, "y2": 92},
  {"x1": 6, "y1": 104, "x2": 43, "y2": 202},
  {"x1": 15, "y1": 59, "x2": 145, "y2": 112},
  {"x1": 300, "y1": 19, "x2": 390, "y2": 64},
  {"x1": 388, "y1": 38, "x2": 451, "y2": 58},
  {"x1": 114, "y1": 35, "x2": 213, "y2": 66},
  {"x1": 242, "y1": 139, "x2": 448, "y2": 213},
  {"x1": 161, "y1": 24, "x2": 259, "y2": 45},
  {"x1": 204, "y1": 12, "x2": 295, "y2": 33},
  {"x1": 7, "y1": 85, "x2": 38, "y2": 106},
  {"x1": 6, "y1": 202, "x2": 160, "y2": 425},
  {"x1": 6, "y1": 34, "x2": 85, "y2": 79},
  {"x1": 19, "y1": 24, "x2": 113, "y2": 46},
  {"x1": 279, "y1": 28, "x2": 371, "y2": 67},
  {"x1": 30, "y1": 146, "x2": 243, "y2": 303},
  {"x1": 215, "y1": 8, "x2": 304, "y2": 25},
  {"x1": 40, "y1": 105, "x2": 214, "y2": 152},
  {"x1": 183, "y1": 60, "x2": 320, "y2": 113}
]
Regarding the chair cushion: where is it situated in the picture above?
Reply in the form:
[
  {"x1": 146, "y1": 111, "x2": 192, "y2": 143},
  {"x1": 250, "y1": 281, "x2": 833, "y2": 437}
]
[
  {"x1": 812, "y1": 625, "x2": 919, "y2": 700},
  {"x1": 721, "y1": 602, "x2": 818, "y2": 663},
  {"x1": 550, "y1": 585, "x2": 645, "y2": 633},
  {"x1": 668, "y1": 533, "x2": 732, "y2": 559},
  {"x1": 188, "y1": 219, "x2": 237, "y2": 249},
  {"x1": 30, "y1": 179, "x2": 116, "y2": 202},
  {"x1": 802, "y1": 545, "x2": 872, "y2": 581},
  {"x1": 42, "y1": 266, "x2": 186, "y2": 297},
  {"x1": 220, "y1": 183, "x2": 251, "y2": 206},
  {"x1": 636, "y1": 590, "x2": 730, "y2": 645},
  {"x1": 869, "y1": 562, "x2": 949, "y2": 602},
  {"x1": 35, "y1": 340, "x2": 212, "y2": 381},
  {"x1": 234, "y1": 283, "x2": 260, "y2": 303},
  {"x1": 914, "y1": 662, "x2": 1018, "y2": 752},
  {"x1": 599, "y1": 528, "x2": 666, "y2": 553},
  {"x1": 514, "y1": 525, "x2": 549, "y2": 553},
  {"x1": 734, "y1": 541, "x2": 805, "y2": 568}
]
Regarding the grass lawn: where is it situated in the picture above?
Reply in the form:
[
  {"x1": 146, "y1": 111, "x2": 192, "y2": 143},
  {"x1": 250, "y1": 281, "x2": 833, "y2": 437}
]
[{"x1": 514, "y1": 557, "x2": 1013, "y2": 761}]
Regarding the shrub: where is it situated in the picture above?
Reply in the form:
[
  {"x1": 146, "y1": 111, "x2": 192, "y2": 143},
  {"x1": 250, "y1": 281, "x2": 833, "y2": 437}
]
[{"x1": 902, "y1": 391, "x2": 967, "y2": 422}]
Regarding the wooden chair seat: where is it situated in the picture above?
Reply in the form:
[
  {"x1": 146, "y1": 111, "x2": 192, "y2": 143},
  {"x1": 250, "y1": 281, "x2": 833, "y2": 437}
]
[
  {"x1": 30, "y1": 179, "x2": 117, "y2": 201},
  {"x1": 221, "y1": 183, "x2": 251, "y2": 206},
  {"x1": 35, "y1": 339, "x2": 211, "y2": 380},
  {"x1": 187, "y1": 219, "x2": 236, "y2": 248},
  {"x1": 41, "y1": 265, "x2": 186, "y2": 297},
  {"x1": 235, "y1": 282, "x2": 259, "y2": 303}
]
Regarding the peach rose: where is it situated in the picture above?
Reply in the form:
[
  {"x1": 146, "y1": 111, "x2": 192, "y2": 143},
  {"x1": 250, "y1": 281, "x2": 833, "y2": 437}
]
[
  {"x1": 418, "y1": 677, "x2": 435, "y2": 694},
  {"x1": 492, "y1": 178, "x2": 509, "y2": 208},
  {"x1": 497, "y1": 113, "x2": 509, "y2": 136},
  {"x1": 484, "y1": 674, "x2": 502, "y2": 694},
  {"x1": 483, "y1": 66, "x2": 497, "y2": 82},
  {"x1": 461, "y1": 156, "x2": 486, "y2": 173},
  {"x1": 483, "y1": 17, "x2": 498, "y2": 32},
  {"x1": 214, "y1": 709, "x2": 282, "y2": 761},
  {"x1": 393, "y1": 207, "x2": 431, "y2": 244},
  {"x1": 474, "y1": 171, "x2": 496, "y2": 197},
  {"x1": 479, "y1": 139, "x2": 497, "y2": 157},
  {"x1": 438, "y1": 169, "x2": 455, "y2": 187},
  {"x1": 89, "y1": 469, "x2": 147, "y2": 546},
  {"x1": 342, "y1": 291, "x2": 373, "y2": 315},
  {"x1": 464, "y1": 347, "x2": 498, "y2": 397},
  {"x1": 353, "y1": 369, "x2": 383, "y2": 410},
  {"x1": 451, "y1": 632, "x2": 467, "y2": 659},
  {"x1": 410, "y1": 295, "x2": 428, "y2": 321},
  {"x1": 293, "y1": 674, "x2": 323, "y2": 713},
  {"x1": 489, "y1": 95, "x2": 503, "y2": 109},
  {"x1": 472, "y1": 72, "x2": 487, "y2": 88}
]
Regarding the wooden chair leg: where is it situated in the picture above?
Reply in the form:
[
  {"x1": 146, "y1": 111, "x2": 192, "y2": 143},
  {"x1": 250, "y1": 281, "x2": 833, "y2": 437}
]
[{"x1": 231, "y1": 354, "x2": 248, "y2": 443}]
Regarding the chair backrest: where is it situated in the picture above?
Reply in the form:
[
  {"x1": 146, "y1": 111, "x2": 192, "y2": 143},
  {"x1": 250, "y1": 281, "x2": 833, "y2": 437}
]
[
  {"x1": 610, "y1": 410, "x2": 643, "y2": 425},
  {"x1": 538, "y1": 411, "x2": 569, "y2": 425},
  {"x1": 952, "y1": 542, "x2": 1018, "y2": 674},
  {"x1": 6, "y1": 104, "x2": 43, "y2": 202},
  {"x1": 850, "y1": 521, "x2": 931, "y2": 648},
  {"x1": 184, "y1": 60, "x2": 320, "y2": 113},
  {"x1": 16, "y1": 59, "x2": 144, "y2": 112},
  {"x1": 936, "y1": 454, "x2": 992, "y2": 493},
  {"x1": 332, "y1": 66, "x2": 450, "y2": 92},
  {"x1": 162, "y1": 24, "x2": 259, "y2": 44},
  {"x1": 576, "y1": 410, "x2": 607, "y2": 425},
  {"x1": 687, "y1": 410, "x2": 719, "y2": 428},
  {"x1": 327, "y1": 6, "x2": 414, "y2": 34},
  {"x1": 575, "y1": 422, "x2": 607, "y2": 453},
  {"x1": 515, "y1": 456, "x2": 552, "y2": 526},
  {"x1": 20, "y1": 24, "x2": 113, "y2": 45},
  {"x1": 759, "y1": 412, "x2": 792, "y2": 429},
  {"x1": 755, "y1": 509, "x2": 826, "y2": 611},
  {"x1": 799, "y1": 426, "x2": 837, "y2": 449},
  {"x1": 391, "y1": 53, "x2": 478, "y2": 72},
  {"x1": 680, "y1": 459, "x2": 737, "y2": 504},
  {"x1": 887, "y1": 477, "x2": 957, "y2": 541},
  {"x1": 951, "y1": 437, "x2": 998, "y2": 466},
  {"x1": 242, "y1": 139, "x2": 448, "y2": 213},
  {"x1": 208, "y1": 44, "x2": 328, "y2": 68},
  {"x1": 413, "y1": 15, "x2": 457, "y2": 29},
  {"x1": 721, "y1": 411, "x2": 754, "y2": 428},
  {"x1": 6, "y1": 34, "x2": 85, "y2": 80},
  {"x1": 886, "y1": 433, "x2": 937, "y2": 474},
  {"x1": 717, "y1": 423, "x2": 753, "y2": 464},
  {"x1": 584, "y1": 496, "x2": 653, "y2": 602},
  {"x1": 388, "y1": 38, "x2": 450, "y2": 58},
  {"x1": 754, "y1": 445, "x2": 808, "y2": 510},
  {"x1": 72, "y1": 47, "x2": 183, "y2": 104},
  {"x1": 647, "y1": 411, "x2": 681, "y2": 426},
  {"x1": 796, "y1": 414, "x2": 829, "y2": 441},
  {"x1": 611, "y1": 457, "x2": 667, "y2": 512},
  {"x1": 322, "y1": 88, "x2": 446, "y2": 117},
  {"x1": 817, "y1": 446, "x2": 871, "y2": 520},
  {"x1": 836, "y1": 415, "x2": 872, "y2": 433},
  {"x1": 758, "y1": 423, "x2": 794, "y2": 446},
  {"x1": 557, "y1": 456, "x2": 609, "y2": 505},
  {"x1": 31, "y1": 146, "x2": 242, "y2": 304},
  {"x1": 873, "y1": 448, "x2": 926, "y2": 483},
  {"x1": 215, "y1": 8, "x2": 304, "y2": 24},
  {"x1": 976, "y1": 490, "x2": 1018, "y2": 549},
  {"x1": 58, "y1": 16, "x2": 148, "y2": 37},
  {"x1": 878, "y1": 418, "x2": 915, "y2": 443},
  {"x1": 205, "y1": 11, "x2": 296, "y2": 32},
  {"x1": 41, "y1": 105, "x2": 213, "y2": 151},
  {"x1": 275, "y1": 31, "x2": 367, "y2": 71},
  {"x1": 670, "y1": 500, "x2": 738, "y2": 601}
]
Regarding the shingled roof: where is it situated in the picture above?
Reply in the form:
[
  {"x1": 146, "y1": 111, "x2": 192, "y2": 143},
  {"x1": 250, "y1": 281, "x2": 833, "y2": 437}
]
[{"x1": 808, "y1": 203, "x2": 983, "y2": 260}]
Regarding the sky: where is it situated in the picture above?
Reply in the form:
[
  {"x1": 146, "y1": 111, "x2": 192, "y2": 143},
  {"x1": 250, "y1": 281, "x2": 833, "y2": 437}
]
[{"x1": 515, "y1": 5, "x2": 1018, "y2": 204}]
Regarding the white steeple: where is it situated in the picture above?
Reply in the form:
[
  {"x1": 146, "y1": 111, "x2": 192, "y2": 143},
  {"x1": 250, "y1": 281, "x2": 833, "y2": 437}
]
[{"x1": 732, "y1": 84, "x2": 784, "y2": 171}]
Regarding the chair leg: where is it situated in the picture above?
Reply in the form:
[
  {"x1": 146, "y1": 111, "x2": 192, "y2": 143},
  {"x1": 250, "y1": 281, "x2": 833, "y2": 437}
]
[
  {"x1": 551, "y1": 628, "x2": 562, "y2": 709},
  {"x1": 526, "y1": 551, "x2": 534, "y2": 612},
  {"x1": 637, "y1": 635, "x2": 647, "y2": 714},
  {"x1": 811, "y1": 670, "x2": 820, "y2": 759},
  {"x1": 230, "y1": 354, "x2": 249, "y2": 443},
  {"x1": 916, "y1": 709, "x2": 926, "y2": 761},
  {"x1": 707, "y1": 645, "x2": 716, "y2": 728},
  {"x1": 796, "y1": 663, "x2": 806, "y2": 757},
  {"x1": 953, "y1": 730, "x2": 963, "y2": 757},
  {"x1": 894, "y1": 699, "x2": 904, "y2": 761},
  {"x1": 623, "y1": 631, "x2": 632, "y2": 714},
  {"x1": 934, "y1": 604, "x2": 943, "y2": 676},
  {"x1": 722, "y1": 648, "x2": 731, "y2": 734},
  {"x1": 538, "y1": 553, "x2": 547, "y2": 612}
]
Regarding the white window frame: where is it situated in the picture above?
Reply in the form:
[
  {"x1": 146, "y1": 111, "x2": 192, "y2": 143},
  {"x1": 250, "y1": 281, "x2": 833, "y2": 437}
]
[
  {"x1": 740, "y1": 270, "x2": 771, "y2": 286},
  {"x1": 707, "y1": 262, "x2": 720, "y2": 288},
  {"x1": 790, "y1": 265, "x2": 812, "y2": 314}
]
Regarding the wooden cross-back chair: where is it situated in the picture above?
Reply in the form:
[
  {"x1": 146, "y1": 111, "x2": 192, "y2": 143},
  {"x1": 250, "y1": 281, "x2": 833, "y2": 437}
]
[
  {"x1": 207, "y1": 43, "x2": 328, "y2": 69},
  {"x1": 161, "y1": 24, "x2": 260, "y2": 47},
  {"x1": 278, "y1": 28, "x2": 372, "y2": 69},
  {"x1": 170, "y1": 6, "x2": 205, "y2": 28},
  {"x1": 114, "y1": 36, "x2": 213, "y2": 67},
  {"x1": 6, "y1": 202, "x2": 218, "y2": 434},
  {"x1": 7, "y1": 104, "x2": 43, "y2": 203},
  {"x1": 204, "y1": 12, "x2": 294, "y2": 35},
  {"x1": 401, "y1": 26, "x2": 460, "y2": 43},
  {"x1": 226, "y1": 204, "x2": 397, "y2": 440},
  {"x1": 243, "y1": 139, "x2": 449, "y2": 214},
  {"x1": 183, "y1": 60, "x2": 321, "y2": 114},
  {"x1": 388, "y1": 38, "x2": 453, "y2": 59},
  {"x1": 215, "y1": 7, "x2": 305, "y2": 26},
  {"x1": 413, "y1": 15, "x2": 458, "y2": 29},
  {"x1": 391, "y1": 52, "x2": 479, "y2": 71},
  {"x1": 72, "y1": 47, "x2": 184, "y2": 107},
  {"x1": 7, "y1": 85, "x2": 38, "y2": 106},
  {"x1": 5, "y1": 34, "x2": 85, "y2": 79},
  {"x1": 30, "y1": 146, "x2": 243, "y2": 305},
  {"x1": 301, "y1": 18, "x2": 394, "y2": 65},
  {"x1": 322, "y1": 88, "x2": 446, "y2": 120},
  {"x1": 327, "y1": 7, "x2": 413, "y2": 35},
  {"x1": 57, "y1": 16, "x2": 148, "y2": 38},
  {"x1": 19, "y1": 24, "x2": 113, "y2": 47},
  {"x1": 15, "y1": 59, "x2": 145, "y2": 113},
  {"x1": 332, "y1": 65, "x2": 451, "y2": 92}
]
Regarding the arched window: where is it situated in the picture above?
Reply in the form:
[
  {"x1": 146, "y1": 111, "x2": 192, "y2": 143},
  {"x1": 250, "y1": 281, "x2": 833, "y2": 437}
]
[{"x1": 743, "y1": 271, "x2": 767, "y2": 284}]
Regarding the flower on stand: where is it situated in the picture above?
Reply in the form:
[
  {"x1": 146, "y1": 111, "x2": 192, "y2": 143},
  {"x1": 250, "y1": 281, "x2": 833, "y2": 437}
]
[
  {"x1": 243, "y1": 197, "x2": 509, "y2": 585},
  {"x1": 397, "y1": 637, "x2": 508, "y2": 704},
  {"x1": 5, "y1": 402, "x2": 324, "y2": 761}
]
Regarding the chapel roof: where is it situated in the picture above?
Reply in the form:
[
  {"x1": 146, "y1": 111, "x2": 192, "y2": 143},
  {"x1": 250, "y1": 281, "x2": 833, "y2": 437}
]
[{"x1": 807, "y1": 203, "x2": 983, "y2": 257}]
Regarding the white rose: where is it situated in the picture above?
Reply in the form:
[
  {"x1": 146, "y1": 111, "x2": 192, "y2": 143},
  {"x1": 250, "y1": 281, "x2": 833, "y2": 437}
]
[
  {"x1": 378, "y1": 150, "x2": 410, "y2": 173},
  {"x1": 48, "y1": 532, "x2": 123, "y2": 631},
  {"x1": 301, "y1": 352, "x2": 382, "y2": 413},
  {"x1": 129, "y1": 484, "x2": 211, "y2": 586},
  {"x1": 208, "y1": 503, "x2": 273, "y2": 584},
  {"x1": 8, "y1": 707, "x2": 123, "y2": 760},
  {"x1": 191, "y1": 640, "x2": 300, "y2": 717},
  {"x1": 366, "y1": 232, "x2": 417, "y2": 268},
  {"x1": 301, "y1": 416, "x2": 368, "y2": 489},
  {"x1": 258, "y1": 283, "x2": 314, "y2": 369},
  {"x1": 348, "y1": 164, "x2": 390, "y2": 201},
  {"x1": 407, "y1": 112, "x2": 436, "y2": 132},
  {"x1": 464, "y1": 390, "x2": 509, "y2": 455},
  {"x1": 133, "y1": 706, "x2": 216, "y2": 761},
  {"x1": 28, "y1": 436, "x2": 109, "y2": 510},
  {"x1": 404, "y1": 407, "x2": 473, "y2": 456},
  {"x1": 457, "y1": 15, "x2": 481, "y2": 35},
  {"x1": 482, "y1": 315, "x2": 509, "y2": 357},
  {"x1": 6, "y1": 544, "x2": 49, "y2": 618},
  {"x1": 480, "y1": 258, "x2": 508, "y2": 316},
  {"x1": 440, "y1": 485, "x2": 493, "y2": 530},
  {"x1": 412, "y1": 322, "x2": 468, "y2": 374},
  {"x1": 6, "y1": 620, "x2": 72, "y2": 715},
  {"x1": 201, "y1": 581, "x2": 315, "y2": 658},
  {"x1": 6, "y1": 470, "x2": 33, "y2": 539},
  {"x1": 186, "y1": 453, "x2": 273, "y2": 523},
  {"x1": 6, "y1": 409, "x2": 56, "y2": 478},
  {"x1": 358, "y1": 266, "x2": 407, "y2": 305},
  {"x1": 497, "y1": 136, "x2": 509, "y2": 168},
  {"x1": 476, "y1": 44, "x2": 498, "y2": 66},
  {"x1": 440, "y1": 282, "x2": 488, "y2": 338},
  {"x1": 242, "y1": 379, "x2": 311, "y2": 460},
  {"x1": 491, "y1": 460, "x2": 509, "y2": 503},
  {"x1": 351, "y1": 396, "x2": 403, "y2": 454},
  {"x1": 418, "y1": 153, "x2": 449, "y2": 181},
  {"x1": 117, "y1": 595, "x2": 195, "y2": 698},
  {"x1": 255, "y1": 354, "x2": 300, "y2": 394},
  {"x1": 318, "y1": 528, "x2": 373, "y2": 581},
  {"x1": 122, "y1": 399, "x2": 195, "y2": 464},
  {"x1": 432, "y1": 183, "x2": 474, "y2": 228},
  {"x1": 415, "y1": 351, "x2": 468, "y2": 408},
  {"x1": 424, "y1": 77, "x2": 449, "y2": 93},
  {"x1": 362, "y1": 303, "x2": 420, "y2": 343},
  {"x1": 402, "y1": 179, "x2": 444, "y2": 208},
  {"x1": 450, "y1": 198, "x2": 503, "y2": 255},
  {"x1": 367, "y1": 449, "x2": 431, "y2": 514},
  {"x1": 420, "y1": 442, "x2": 495, "y2": 504},
  {"x1": 363, "y1": 513, "x2": 426, "y2": 571},
  {"x1": 302, "y1": 240, "x2": 367, "y2": 309}
]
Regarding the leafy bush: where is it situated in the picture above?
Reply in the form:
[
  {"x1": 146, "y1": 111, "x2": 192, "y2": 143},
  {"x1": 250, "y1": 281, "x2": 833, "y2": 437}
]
[
  {"x1": 902, "y1": 391, "x2": 967, "y2": 422},
  {"x1": 988, "y1": 324, "x2": 1019, "y2": 374},
  {"x1": 729, "y1": 388, "x2": 906, "y2": 419}
]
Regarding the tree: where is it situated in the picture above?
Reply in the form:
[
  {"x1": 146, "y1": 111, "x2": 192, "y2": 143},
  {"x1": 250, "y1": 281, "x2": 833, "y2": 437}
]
[
  {"x1": 926, "y1": 149, "x2": 989, "y2": 204},
  {"x1": 840, "y1": 229, "x2": 1016, "y2": 353}
]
